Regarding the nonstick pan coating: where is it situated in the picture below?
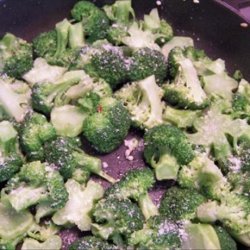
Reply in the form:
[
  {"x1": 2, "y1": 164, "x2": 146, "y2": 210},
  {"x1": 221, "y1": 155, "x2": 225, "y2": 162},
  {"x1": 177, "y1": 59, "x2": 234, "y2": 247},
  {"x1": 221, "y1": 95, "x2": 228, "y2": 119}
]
[{"x1": 0, "y1": 0, "x2": 249, "y2": 248}]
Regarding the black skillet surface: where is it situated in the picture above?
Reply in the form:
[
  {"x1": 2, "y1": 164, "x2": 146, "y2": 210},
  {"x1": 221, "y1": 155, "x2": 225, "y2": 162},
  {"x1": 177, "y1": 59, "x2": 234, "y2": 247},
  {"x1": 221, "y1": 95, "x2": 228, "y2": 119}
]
[{"x1": 0, "y1": 0, "x2": 250, "y2": 249}]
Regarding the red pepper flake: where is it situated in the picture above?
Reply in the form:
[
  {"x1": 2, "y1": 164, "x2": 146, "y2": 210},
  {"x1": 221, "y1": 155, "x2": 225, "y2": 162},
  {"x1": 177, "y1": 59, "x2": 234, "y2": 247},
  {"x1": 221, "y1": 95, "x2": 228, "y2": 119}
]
[{"x1": 97, "y1": 105, "x2": 103, "y2": 113}]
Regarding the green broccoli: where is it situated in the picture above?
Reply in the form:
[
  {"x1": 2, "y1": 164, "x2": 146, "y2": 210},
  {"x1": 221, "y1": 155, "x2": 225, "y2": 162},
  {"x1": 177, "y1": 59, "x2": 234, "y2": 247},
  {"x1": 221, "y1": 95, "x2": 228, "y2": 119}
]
[
  {"x1": 44, "y1": 136, "x2": 116, "y2": 183},
  {"x1": 0, "y1": 76, "x2": 31, "y2": 122},
  {"x1": 214, "y1": 226, "x2": 237, "y2": 250},
  {"x1": 162, "y1": 36, "x2": 194, "y2": 59},
  {"x1": 187, "y1": 104, "x2": 250, "y2": 172},
  {"x1": 31, "y1": 70, "x2": 85, "y2": 114},
  {"x1": 197, "y1": 193, "x2": 250, "y2": 247},
  {"x1": 69, "y1": 236, "x2": 118, "y2": 250},
  {"x1": 83, "y1": 97, "x2": 131, "y2": 153},
  {"x1": 19, "y1": 112, "x2": 56, "y2": 161},
  {"x1": 105, "y1": 168, "x2": 158, "y2": 219},
  {"x1": 0, "y1": 33, "x2": 33, "y2": 78},
  {"x1": 64, "y1": 72, "x2": 112, "y2": 103},
  {"x1": 71, "y1": 1, "x2": 110, "y2": 42},
  {"x1": 85, "y1": 47, "x2": 129, "y2": 89},
  {"x1": 69, "y1": 22, "x2": 85, "y2": 49},
  {"x1": 21, "y1": 236, "x2": 62, "y2": 250},
  {"x1": 202, "y1": 73, "x2": 238, "y2": 101},
  {"x1": 178, "y1": 153, "x2": 231, "y2": 200},
  {"x1": 163, "y1": 47, "x2": 208, "y2": 109},
  {"x1": 26, "y1": 221, "x2": 60, "y2": 243},
  {"x1": 92, "y1": 197, "x2": 144, "y2": 245},
  {"x1": 32, "y1": 30, "x2": 57, "y2": 58},
  {"x1": 23, "y1": 58, "x2": 67, "y2": 87},
  {"x1": 103, "y1": 0, "x2": 135, "y2": 25},
  {"x1": 227, "y1": 171, "x2": 250, "y2": 196},
  {"x1": 0, "y1": 121, "x2": 23, "y2": 183},
  {"x1": 0, "y1": 202, "x2": 33, "y2": 248},
  {"x1": 163, "y1": 105, "x2": 201, "y2": 128},
  {"x1": 144, "y1": 124, "x2": 195, "y2": 180},
  {"x1": 129, "y1": 215, "x2": 181, "y2": 249},
  {"x1": 115, "y1": 75, "x2": 164, "y2": 129},
  {"x1": 52, "y1": 179, "x2": 104, "y2": 231},
  {"x1": 2, "y1": 161, "x2": 68, "y2": 211},
  {"x1": 231, "y1": 79, "x2": 250, "y2": 119},
  {"x1": 33, "y1": 20, "x2": 82, "y2": 68},
  {"x1": 50, "y1": 105, "x2": 87, "y2": 137},
  {"x1": 106, "y1": 24, "x2": 129, "y2": 45},
  {"x1": 122, "y1": 22, "x2": 160, "y2": 50},
  {"x1": 143, "y1": 8, "x2": 173, "y2": 45},
  {"x1": 128, "y1": 47, "x2": 167, "y2": 84},
  {"x1": 159, "y1": 186, "x2": 206, "y2": 221},
  {"x1": 182, "y1": 223, "x2": 237, "y2": 250}
]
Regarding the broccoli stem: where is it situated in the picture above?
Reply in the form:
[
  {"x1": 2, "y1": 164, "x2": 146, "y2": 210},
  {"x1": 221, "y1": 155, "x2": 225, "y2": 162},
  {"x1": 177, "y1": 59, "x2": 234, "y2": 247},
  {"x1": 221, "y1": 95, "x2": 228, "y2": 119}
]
[
  {"x1": 113, "y1": 0, "x2": 135, "y2": 24},
  {"x1": 0, "y1": 80, "x2": 28, "y2": 122},
  {"x1": 152, "y1": 154, "x2": 180, "y2": 180},
  {"x1": 138, "y1": 193, "x2": 159, "y2": 220},
  {"x1": 55, "y1": 19, "x2": 71, "y2": 57},
  {"x1": 74, "y1": 152, "x2": 116, "y2": 183},
  {"x1": 91, "y1": 223, "x2": 114, "y2": 240},
  {"x1": 48, "y1": 77, "x2": 81, "y2": 105},
  {"x1": 69, "y1": 22, "x2": 85, "y2": 49}
]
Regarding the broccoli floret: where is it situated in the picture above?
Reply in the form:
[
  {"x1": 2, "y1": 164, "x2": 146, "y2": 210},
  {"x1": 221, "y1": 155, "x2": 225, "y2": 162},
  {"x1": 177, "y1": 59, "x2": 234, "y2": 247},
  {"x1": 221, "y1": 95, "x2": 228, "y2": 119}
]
[
  {"x1": 23, "y1": 58, "x2": 67, "y2": 87},
  {"x1": 85, "y1": 47, "x2": 128, "y2": 89},
  {"x1": 26, "y1": 221, "x2": 60, "y2": 243},
  {"x1": 19, "y1": 112, "x2": 56, "y2": 161},
  {"x1": 34, "y1": 20, "x2": 82, "y2": 68},
  {"x1": 104, "y1": 0, "x2": 135, "y2": 25},
  {"x1": 128, "y1": 47, "x2": 167, "y2": 84},
  {"x1": 143, "y1": 8, "x2": 173, "y2": 46},
  {"x1": 0, "y1": 121, "x2": 23, "y2": 182},
  {"x1": 0, "y1": 202, "x2": 33, "y2": 247},
  {"x1": 0, "y1": 76, "x2": 31, "y2": 122},
  {"x1": 92, "y1": 197, "x2": 144, "y2": 245},
  {"x1": 144, "y1": 124, "x2": 195, "y2": 180},
  {"x1": 31, "y1": 70, "x2": 85, "y2": 114},
  {"x1": 51, "y1": 105, "x2": 87, "y2": 137},
  {"x1": 32, "y1": 30, "x2": 57, "y2": 58},
  {"x1": 2, "y1": 161, "x2": 68, "y2": 211},
  {"x1": 83, "y1": 97, "x2": 131, "y2": 153},
  {"x1": 52, "y1": 179, "x2": 103, "y2": 231},
  {"x1": 129, "y1": 215, "x2": 181, "y2": 249},
  {"x1": 231, "y1": 79, "x2": 250, "y2": 119},
  {"x1": 21, "y1": 236, "x2": 62, "y2": 250},
  {"x1": 106, "y1": 24, "x2": 129, "y2": 46},
  {"x1": 163, "y1": 105, "x2": 201, "y2": 128},
  {"x1": 105, "y1": 168, "x2": 158, "y2": 219},
  {"x1": 214, "y1": 226, "x2": 237, "y2": 250},
  {"x1": 227, "y1": 172, "x2": 250, "y2": 196},
  {"x1": 178, "y1": 153, "x2": 231, "y2": 200},
  {"x1": 182, "y1": 223, "x2": 233, "y2": 250},
  {"x1": 71, "y1": 1, "x2": 110, "y2": 42},
  {"x1": 159, "y1": 186, "x2": 206, "y2": 221},
  {"x1": 69, "y1": 236, "x2": 118, "y2": 250},
  {"x1": 184, "y1": 46, "x2": 227, "y2": 77},
  {"x1": 44, "y1": 136, "x2": 115, "y2": 183},
  {"x1": 202, "y1": 73, "x2": 238, "y2": 101},
  {"x1": 64, "y1": 72, "x2": 112, "y2": 103},
  {"x1": 187, "y1": 104, "x2": 250, "y2": 172},
  {"x1": 197, "y1": 193, "x2": 250, "y2": 246},
  {"x1": 115, "y1": 75, "x2": 164, "y2": 129},
  {"x1": 163, "y1": 47, "x2": 208, "y2": 109},
  {"x1": 162, "y1": 36, "x2": 194, "y2": 59},
  {"x1": 122, "y1": 22, "x2": 160, "y2": 50},
  {"x1": 0, "y1": 33, "x2": 33, "y2": 78}
]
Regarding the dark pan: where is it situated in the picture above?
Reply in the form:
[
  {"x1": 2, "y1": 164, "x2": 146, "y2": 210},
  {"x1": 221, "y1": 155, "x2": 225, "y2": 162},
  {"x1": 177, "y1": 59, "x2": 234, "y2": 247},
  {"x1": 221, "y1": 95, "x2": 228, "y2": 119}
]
[{"x1": 0, "y1": 0, "x2": 249, "y2": 249}]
